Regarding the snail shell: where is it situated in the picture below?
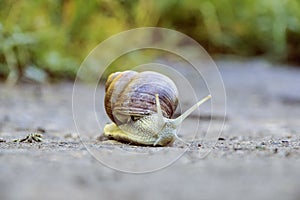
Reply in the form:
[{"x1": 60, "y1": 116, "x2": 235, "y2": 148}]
[
  {"x1": 103, "y1": 70, "x2": 211, "y2": 146},
  {"x1": 105, "y1": 71, "x2": 178, "y2": 124}
]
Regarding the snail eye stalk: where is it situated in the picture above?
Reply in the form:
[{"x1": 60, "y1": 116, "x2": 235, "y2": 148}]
[
  {"x1": 155, "y1": 94, "x2": 164, "y2": 122},
  {"x1": 170, "y1": 95, "x2": 212, "y2": 128}
]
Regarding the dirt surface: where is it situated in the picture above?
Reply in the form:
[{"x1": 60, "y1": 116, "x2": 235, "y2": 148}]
[{"x1": 0, "y1": 59, "x2": 300, "y2": 200}]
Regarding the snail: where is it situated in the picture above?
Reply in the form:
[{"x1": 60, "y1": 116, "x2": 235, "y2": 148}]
[{"x1": 103, "y1": 70, "x2": 211, "y2": 146}]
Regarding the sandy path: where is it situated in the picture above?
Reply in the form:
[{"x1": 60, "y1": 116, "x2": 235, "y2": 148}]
[{"x1": 0, "y1": 59, "x2": 300, "y2": 200}]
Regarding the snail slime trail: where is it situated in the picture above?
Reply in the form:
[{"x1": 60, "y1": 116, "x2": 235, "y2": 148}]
[{"x1": 103, "y1": 70, "x2": 211, "y2": 146}]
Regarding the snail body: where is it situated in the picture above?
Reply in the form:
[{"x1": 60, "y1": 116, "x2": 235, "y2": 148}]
[{"x1": 103, "y1": 70, "x2": 211, "y2": 146}]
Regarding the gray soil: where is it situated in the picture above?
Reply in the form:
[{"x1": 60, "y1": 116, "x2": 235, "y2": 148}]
[{"x1": 0, "y1": 59, "x2": 300, "y2": 200}]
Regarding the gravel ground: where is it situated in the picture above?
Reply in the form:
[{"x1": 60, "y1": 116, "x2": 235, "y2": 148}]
[{"x1": 0, "y1": 59, "x2": 300, "y2": 200}]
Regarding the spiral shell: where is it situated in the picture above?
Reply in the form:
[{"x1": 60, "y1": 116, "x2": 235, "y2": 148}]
[{"x1": 104, "y1": 70, "x2": 178, "y2": 125}]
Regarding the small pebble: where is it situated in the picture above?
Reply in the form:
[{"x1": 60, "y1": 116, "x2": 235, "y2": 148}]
[
  {"x1": 281, "y1": 140, "x2": 289, "y2": 147},
  {"x1": 96, "y1": 135, "x2": 107, "y2": 141},
  {"x1": 256, "y1": 146, "x2": 265, "y2": 150},
  {"x1": 286, "y1": 134, "x2": 292, "y2": 139},
  {"x1": 230, "y1": 136, "x2": 237, "y2": 140},
  {"x1": 37, "y1": 127, "x2": 46, "y2": 133},
  {"x1": 270, "y1": 140, "x2": 280, "y2": 145},
  {"x1": 233, "y1": 147, "x2": 243, "y2": 151},
  {"x1": 285, "y1": 152, "x2": 291, "y2": 157},
  {"x1": 218, "y1": 137, "x2": 226, "y2": 141},
  {"x1": 64, "y1": 133, "x2": 79, "y2": 139}
]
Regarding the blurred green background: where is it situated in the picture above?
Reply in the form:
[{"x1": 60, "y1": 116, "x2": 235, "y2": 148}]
[{"x1": 0, "y1": 0, "x2": 299, "y2": 83}]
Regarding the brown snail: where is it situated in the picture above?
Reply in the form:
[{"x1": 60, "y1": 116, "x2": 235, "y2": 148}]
[{"x1": 103, "y1": 70, "x2": 211, "y2": 146}]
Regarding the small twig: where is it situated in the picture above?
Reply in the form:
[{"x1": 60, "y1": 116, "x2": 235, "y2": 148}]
[{"x1": 13, "y1": 133, "x2": 43, "y2": 143}]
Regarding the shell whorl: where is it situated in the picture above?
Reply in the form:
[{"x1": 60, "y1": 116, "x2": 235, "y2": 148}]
[{"x1": 104, "y1": 71, "x2": 178, "y2": 125}]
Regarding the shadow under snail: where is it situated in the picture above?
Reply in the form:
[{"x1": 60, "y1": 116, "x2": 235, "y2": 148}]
[{"x1": 103, "y1": 70, "x2": 211, "y2": 146}]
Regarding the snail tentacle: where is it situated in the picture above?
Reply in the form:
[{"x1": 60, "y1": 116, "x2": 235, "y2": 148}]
[
  {"x1": 155, "y1": 94, "x2": 165, "y2": 125},
  {"x1": 153, "y1": 94, "x2": 169, "y2": 146},
  {"x1": 170, "y1": 95, "x2": 212, "y2": 128}
]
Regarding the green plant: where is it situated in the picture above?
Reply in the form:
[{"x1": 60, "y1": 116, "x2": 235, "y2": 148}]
[{"x1": 0, "y1": 0, "x2": 299, "y2": 82}]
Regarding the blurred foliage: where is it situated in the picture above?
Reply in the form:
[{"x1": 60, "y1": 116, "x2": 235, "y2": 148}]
[{"x1": 0, "y1": 0, "x2": 300, "y2": 82}]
